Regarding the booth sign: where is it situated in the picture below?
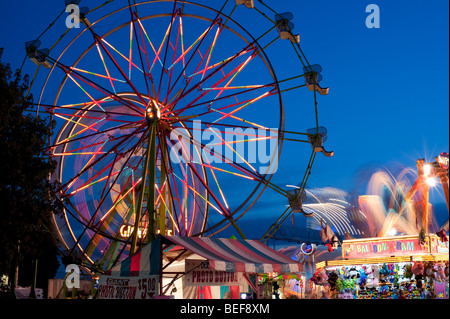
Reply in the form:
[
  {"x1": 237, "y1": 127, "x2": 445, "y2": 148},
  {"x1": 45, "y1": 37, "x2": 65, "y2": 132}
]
[
  {"x1": 342, "y1": 235, "x2": 436, "y2": 260},
  {"x1": 184, "y1": 260, "x2": 242, "y2": 287},
  {"x1": 97, "y1": 275, "x2": 159, "y2": 299}
]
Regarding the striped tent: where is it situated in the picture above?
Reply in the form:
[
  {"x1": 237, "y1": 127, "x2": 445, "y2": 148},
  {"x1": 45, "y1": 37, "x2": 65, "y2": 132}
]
[
  {"x1": 104, "y1": 237, "x2": 161, "y2": 277},
  {"x1": 104, "y1": 235, "x2": 302, "y2": 276},
  {"x1": 164, "y1": 236, "x2": 303, "y2": 274}
]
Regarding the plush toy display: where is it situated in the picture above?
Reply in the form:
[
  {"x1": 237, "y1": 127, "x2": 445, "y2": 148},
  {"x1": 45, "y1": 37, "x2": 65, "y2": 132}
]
[
  {"x1": 315, "y1": 260, "x2": 447, "y2": 300},
  {"x1": 412, "y1": 261, "x2": 424, "y2": 278},
  {"x1": 424, "y1": 261, "x2": 436, "y2": 281},
  {"x1": 435, "y1": 262, "x2": 446, "y2": 282},
  {"x1": 317, "y1": 268, "x2": 329, "y2": 286},
  {"x1": 327, "y1": 271, "x2": 339, "y2": 291}
]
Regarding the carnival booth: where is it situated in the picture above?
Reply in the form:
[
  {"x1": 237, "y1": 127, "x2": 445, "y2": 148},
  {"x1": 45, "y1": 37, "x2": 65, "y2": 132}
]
[
  {"x1": 313, "y1": 233, "x2": 449, "y2": 299},
  {"x1": 97, "y1": 235, "x2": 303, "y2": 299}
]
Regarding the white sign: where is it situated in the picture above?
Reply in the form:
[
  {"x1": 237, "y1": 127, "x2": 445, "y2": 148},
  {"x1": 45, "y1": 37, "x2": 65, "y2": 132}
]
[
  {"x1": 97, "y1": 275, "x2": 159, "y2": 299},
  {"x1": 184, "y1": 260, "x2": 242, "y2": 287}
]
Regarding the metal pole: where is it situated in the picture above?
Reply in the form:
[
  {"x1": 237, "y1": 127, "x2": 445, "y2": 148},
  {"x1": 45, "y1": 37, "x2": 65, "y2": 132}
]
[
  {"x1": 131, "y1": 129, "x2": 154, "y2": 254},
  {"x1": 147, "y1": 122, "x2": 157, "y2": 243}
]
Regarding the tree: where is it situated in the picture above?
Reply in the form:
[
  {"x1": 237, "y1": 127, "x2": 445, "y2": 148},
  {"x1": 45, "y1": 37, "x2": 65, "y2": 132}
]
[{"x1": 0, "y1": 48, "x2": 64, "y2": 295}]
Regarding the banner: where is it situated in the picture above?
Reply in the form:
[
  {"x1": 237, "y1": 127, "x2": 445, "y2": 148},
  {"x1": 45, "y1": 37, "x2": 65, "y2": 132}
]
[
  {"x1": 342, "y1": 236, "x2": 429, "y2": 259},
  {"x1": 97, "y1": 275, "x2": 159, "y2": 299},
  {"x1": 184, "y1": 260, "x2": 242, "y2": 287}
]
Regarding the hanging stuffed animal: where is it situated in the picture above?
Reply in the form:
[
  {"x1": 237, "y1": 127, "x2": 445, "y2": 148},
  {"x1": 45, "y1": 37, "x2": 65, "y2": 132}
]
[
  {"x1": 404, "y1": 263, "x2": 413, "y2": 279},
  {"x1": 317, "y1": 268, "x2": 330, "y2": 287},
  {"x1": 424, "y1": 261, "x2": 436, "y2": 281},
  {"x1": 365, "y1": 266, "x2": 375, "y2": 288},
  {"x1": 380, "y1": 263, "x2": 390, "y2": 276},
  {"x1": 435, "y1": 262, "x2": 446, "y2": 282},
  {"x1": 310, "y1": 270, "x2": 320, "y2": 285},
  {"x1": 336, "y1": 278, "x2": 344, "y2": 292},
  {"x1": 445, "y1": 261, "x2": 449, "y2": 280},
  {"x1": 418, "y1": 228, "x2": 426, "y2": 246},
  {"x1": 436, "y1": 229, "x2": 448, "y2": 243},
  {"x1": 412, "y1": 261, "x2": 424, "y2": 289},
  {"x1": 366, "y1": 265, "x2": 379, "y2": 288},
  {"x1": 412, "y1": 261, "x2": 424, "y2": 279},
  {"x1": 359, "y1": 267, "x2": 367, "y2": 286},
  {"x1": 348, "y1": 267, "x2": 359, "y2": 280}
]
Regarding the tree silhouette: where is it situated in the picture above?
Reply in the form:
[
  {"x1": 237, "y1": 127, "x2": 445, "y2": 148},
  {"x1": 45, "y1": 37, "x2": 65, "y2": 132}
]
[{"x1": 0, "y1": 48, "x2": 64, "y2": 297}]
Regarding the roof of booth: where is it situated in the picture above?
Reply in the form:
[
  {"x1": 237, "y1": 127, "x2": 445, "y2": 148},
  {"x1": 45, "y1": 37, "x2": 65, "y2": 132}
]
[{"x1": 104, "y1": 236, "x2": 302, "y2": 277}]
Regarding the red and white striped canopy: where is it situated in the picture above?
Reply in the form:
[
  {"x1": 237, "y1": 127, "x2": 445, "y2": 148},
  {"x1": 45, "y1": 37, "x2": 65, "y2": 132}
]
[
  {"x1": 105, "y1": 235, "x2": 302, "y2": 277},
  {"x1": 165, "y1": 236, "x2": 302, "y2": 274}
]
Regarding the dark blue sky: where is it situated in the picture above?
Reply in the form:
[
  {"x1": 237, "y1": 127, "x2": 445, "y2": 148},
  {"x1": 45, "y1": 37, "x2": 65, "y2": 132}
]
[{"x1": 1, "y1": 0, "x2": 448, "y2": 241}]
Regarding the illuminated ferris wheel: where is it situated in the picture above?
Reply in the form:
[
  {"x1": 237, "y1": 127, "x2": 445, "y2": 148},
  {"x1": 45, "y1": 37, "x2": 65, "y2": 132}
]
[{"x1": 24, "y1": 0, "x2": 332, "y2": 272}]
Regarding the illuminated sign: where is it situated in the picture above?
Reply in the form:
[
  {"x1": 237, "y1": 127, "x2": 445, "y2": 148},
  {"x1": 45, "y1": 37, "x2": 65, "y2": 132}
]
[
  {"x1": 342, "y1": 235, "x2": 430, "y2": 259},
  {"x1": 119, "y1": 225, "x2": 147, "y2": 239},
  {"x1": 437, "y1": 152, "x2": 449, "y2": 170},
  {"x1": 119, "y1": 225, "x2": 173, "y2": 239}
]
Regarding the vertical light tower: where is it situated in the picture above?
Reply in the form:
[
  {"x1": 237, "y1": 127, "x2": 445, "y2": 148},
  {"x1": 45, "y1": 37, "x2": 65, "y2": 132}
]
[
  {"x1": 415, "y1": 153, "x2": 449, "y2": 234},
  {"x1": 417, "y1": 159, "x2": 430, "y2": 234}
]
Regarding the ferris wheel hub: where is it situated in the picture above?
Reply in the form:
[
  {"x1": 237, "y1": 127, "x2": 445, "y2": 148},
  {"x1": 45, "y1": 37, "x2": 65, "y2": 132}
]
[{"x1": 146, "y1": 101, "x2": 161, "y2": 124}]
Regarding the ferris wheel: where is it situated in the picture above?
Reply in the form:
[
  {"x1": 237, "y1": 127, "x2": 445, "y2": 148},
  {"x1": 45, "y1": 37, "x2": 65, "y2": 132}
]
[{"x1": 24, "y1": 0, "x2": 332, "y2": 272}]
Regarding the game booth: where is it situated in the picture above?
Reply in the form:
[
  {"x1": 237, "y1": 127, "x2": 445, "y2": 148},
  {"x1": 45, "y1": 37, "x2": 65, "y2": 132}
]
[
  {"x1": 312, "y1": 233, "x2": 449, "y2": 299},
  {"x1": 96, "y1": 235, "x2": 304, "y2": 299}
]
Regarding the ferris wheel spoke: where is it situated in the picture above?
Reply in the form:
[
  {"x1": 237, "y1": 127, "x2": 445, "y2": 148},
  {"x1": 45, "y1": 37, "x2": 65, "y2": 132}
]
[
  {"x1": 164, "y1": 154, "x2": 190, "y2": 235},
  {"x1": 93, "y1": 174, "x2": 141, "y2": 230},
  {"x1": 167, "y1": 44, "x2": 261, "y2": 117},
  {"x1": 86, "y1": 27, "x2": 149, "y2": 106},
  {"x1": 211, "y1": 89, "x2": 277, "y2": 125},
  {"x1": 163, "y1": 20, "x2": 230, "y2": 111},
  {"x1": 129, "y1": 10, "x2": 154, "y2": 99},
  {"x1": 155, "y1": 2, "x2": 180, "y2": 102},
  {"x1": 170, "y1": 127, "x2": 262, "y2": 181},
  {"x1": 46, "y1": 120, "x2": 146, "y2": 157},
  {"x1": 70, "y1": 65, "x2": 126, "y2": 86},
  {"x1": 160, "y1": 133, "x2": 203, "y2": 235},
  {"x1": 39, "y1": 102, "x2": 144, "y2": 119},
  {"x1": 51, "y1": 58, "x2": 145, "y2": 115},
  {"x1": 101, "y1": 38, "x2": 145, "y2": 75},
  {"x1": 94, "y1": 42, "x2": 119, "y2": 95},
  {"x1": 88, "y1": 131, "x2": 149, "y2": 228},
  {"x1": 206, "y1": 48, "x2": 258, "y2": 106},
  {"x1": 185, "y1": 159, "x2": 231, "y2": 218},
  {"x1": 59, "y1": 124, "x2": 148, "y2": 193},
  {"x1": 164, "y1": 19, "x2": 224, "y2": 102},
  {"x1": 154, "y1": 182, "x2": 182, "y2": 235},
  {"x1": 167, "y1": 84, "x2": 275, "y2": 120}
]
